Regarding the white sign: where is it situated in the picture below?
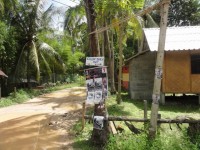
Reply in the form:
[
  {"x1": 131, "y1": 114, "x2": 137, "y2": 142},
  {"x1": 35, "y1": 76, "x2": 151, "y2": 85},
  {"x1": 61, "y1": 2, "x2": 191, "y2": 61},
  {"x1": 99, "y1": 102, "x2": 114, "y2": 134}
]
[
  {"x1": 155, "y1": 67, "x2": 163, "y2": 79},
  {"x1": 93, "y1": 116, "x2": 104, "y2": 130},
  {"x1": 86, "y1": 57, "x2": 104, "y2": 66}
]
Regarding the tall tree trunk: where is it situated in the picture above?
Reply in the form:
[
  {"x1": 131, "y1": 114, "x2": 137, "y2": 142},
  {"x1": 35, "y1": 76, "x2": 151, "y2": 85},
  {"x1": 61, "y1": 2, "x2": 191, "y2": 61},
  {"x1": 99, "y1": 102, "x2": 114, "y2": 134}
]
[
  {"x1": 110, "y1": 31, "x2": 116, "y2": 94},
  {"x1": 116, "y1": 24, "x2": 123, "y2": 104},
  {"x1": 104, "y1": 20, "x2": 116, "y2": 94},
  {"x1": 84, "y1": 0, "x2": 99, "y2": 56},
  {"x1": 84, "y1": 0, "x2": 109, "y2": 145},
  {"x1": 27, "y1": 48, "x2": 31, "y2": 89},
  {"x1": 101, "y1": 32, "x2": 105, "y2": 56}
]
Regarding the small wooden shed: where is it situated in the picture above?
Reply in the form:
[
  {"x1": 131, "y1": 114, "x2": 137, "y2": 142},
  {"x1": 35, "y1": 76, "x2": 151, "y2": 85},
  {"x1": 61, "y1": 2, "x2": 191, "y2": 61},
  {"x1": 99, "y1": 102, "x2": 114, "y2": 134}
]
[{"x1": 126, "y1": 26, "x2": 200, "y2": 104}]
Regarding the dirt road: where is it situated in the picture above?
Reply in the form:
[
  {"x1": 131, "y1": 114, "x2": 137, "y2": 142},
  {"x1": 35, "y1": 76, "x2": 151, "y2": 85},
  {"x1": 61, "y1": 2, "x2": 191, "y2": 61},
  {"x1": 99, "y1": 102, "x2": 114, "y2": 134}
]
[{"x1": 0, "y1": 87, "x2": 86, "y2": 150}]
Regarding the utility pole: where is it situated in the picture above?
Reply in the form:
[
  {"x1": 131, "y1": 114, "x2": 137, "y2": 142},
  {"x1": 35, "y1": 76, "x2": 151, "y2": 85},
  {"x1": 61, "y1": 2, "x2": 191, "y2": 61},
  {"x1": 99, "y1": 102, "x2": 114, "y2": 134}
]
[{"x1": 149, "y1": 0, "x2": 171, "y2": 138}]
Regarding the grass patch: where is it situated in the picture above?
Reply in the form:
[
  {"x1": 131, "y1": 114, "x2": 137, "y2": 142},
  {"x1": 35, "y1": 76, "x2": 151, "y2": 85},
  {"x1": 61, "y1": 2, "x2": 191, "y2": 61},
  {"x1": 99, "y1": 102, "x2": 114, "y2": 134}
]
[
  {"x1": 106, "y1": 129, "x2": 199, "y2": 150},
  {"x1": 73, "y1": 93, "x2": 200, "y2": 150},
  {"x1": 0, "y1": 82, "x2": 81, "y2": 108}
]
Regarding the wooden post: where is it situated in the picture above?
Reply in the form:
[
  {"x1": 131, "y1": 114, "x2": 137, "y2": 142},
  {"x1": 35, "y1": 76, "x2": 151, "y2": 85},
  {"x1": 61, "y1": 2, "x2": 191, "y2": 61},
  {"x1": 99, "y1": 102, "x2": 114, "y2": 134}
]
[
  {"x1": 144, "y1": 100, "x2": 147, "y2": 119},
  {"x1": 82, "y1": 102, "x2": 86, "y2": 130},
  {"x1": 149, "y1": 0, "x2": 170, "y2": 138},
  {"x1": 109, "y1": 121, "x2": 117, "y2": 135},
  {"x1": 84, "y1": 115, "x2": 200, "y2": 123},
  {"x1": 0, "y1": 84, "x2": 1, "y2": 99},
  {"x1": 14, "y1": 87, "x2": 17, "y2": 98},
  {"x1": 160, "y1": 92, "x2": 165, "y2": 105},
  {"x1": 198, "y1": 94, "x2": 200, "y2": 105},
  {"x1": 157, "y1": 114, "x2": 161, "y2": 134},
  {"x1": 144, "y1": 100, "x2": 148, "y2": 129},
  {"x1": 157, "y1": 114, "x2": 161, "y2": 128},
  {"x1": 139, "y1": 32, "x2": 145, "y2": 53}
]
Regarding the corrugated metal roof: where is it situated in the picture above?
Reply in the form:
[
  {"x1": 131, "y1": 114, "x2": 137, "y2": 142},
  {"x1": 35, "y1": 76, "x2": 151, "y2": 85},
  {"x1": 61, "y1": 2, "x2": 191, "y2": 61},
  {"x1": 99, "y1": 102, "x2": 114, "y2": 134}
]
[{"x1": 143, "y1": 26, "x2": 200, "y2": 51}]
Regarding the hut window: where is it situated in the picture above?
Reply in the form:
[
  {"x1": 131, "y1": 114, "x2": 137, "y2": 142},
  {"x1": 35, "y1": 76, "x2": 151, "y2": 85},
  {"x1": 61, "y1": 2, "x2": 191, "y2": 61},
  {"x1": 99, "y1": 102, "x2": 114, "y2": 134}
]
[{"x1": 191, "y1": 55, "x2": 200, "y2": 74}]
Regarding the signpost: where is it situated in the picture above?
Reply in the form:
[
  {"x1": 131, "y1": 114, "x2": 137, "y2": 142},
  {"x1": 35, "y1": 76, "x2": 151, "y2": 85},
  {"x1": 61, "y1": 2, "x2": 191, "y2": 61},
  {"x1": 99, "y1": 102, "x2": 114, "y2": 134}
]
[{"x1": 85, "y1": 57, "x2": 109, "y2": 144}]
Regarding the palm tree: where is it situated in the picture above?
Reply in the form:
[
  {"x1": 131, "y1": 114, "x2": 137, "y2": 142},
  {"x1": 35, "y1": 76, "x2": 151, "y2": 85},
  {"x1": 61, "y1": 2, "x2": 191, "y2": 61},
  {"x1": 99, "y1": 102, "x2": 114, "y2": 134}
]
[
  {"x1": 11, "y1": 0, "x2": 65, "y2": 87},
  {"x1": 64, "y1": 3, "x2": 87, "y2": 52}
]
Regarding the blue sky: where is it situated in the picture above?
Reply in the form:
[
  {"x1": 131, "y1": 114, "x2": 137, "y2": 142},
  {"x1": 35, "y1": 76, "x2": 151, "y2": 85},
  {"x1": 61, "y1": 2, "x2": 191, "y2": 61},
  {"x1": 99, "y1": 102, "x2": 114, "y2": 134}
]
[{"x1": 46, "y1": 0, "x2": 80, "y2": 31}]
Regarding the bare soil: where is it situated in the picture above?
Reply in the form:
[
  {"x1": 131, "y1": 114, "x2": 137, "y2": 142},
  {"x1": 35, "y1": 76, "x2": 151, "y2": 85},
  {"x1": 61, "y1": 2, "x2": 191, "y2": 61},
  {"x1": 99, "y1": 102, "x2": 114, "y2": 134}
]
[{"x1": 0, "y1": 87, "x2": 86, "y2": 150}]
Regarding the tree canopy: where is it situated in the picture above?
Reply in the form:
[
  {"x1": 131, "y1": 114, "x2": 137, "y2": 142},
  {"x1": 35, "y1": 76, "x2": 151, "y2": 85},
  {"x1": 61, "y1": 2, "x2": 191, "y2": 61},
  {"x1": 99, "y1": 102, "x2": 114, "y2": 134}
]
[{"x1": 0, "y1": 0, "x2": 200, "y2": 95}]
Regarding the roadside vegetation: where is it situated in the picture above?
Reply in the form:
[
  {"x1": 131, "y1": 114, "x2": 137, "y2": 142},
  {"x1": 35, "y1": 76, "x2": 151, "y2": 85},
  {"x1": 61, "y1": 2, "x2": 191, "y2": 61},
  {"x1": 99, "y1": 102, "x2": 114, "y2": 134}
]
[
  {"x1": 0, "y1": 0, "x2": 200, "y2": 149},
  {"x1": 73, "y1": 94, "x2": 200, "y2": 150},
  {"x1": 0, "y1": 75, "x2": 85, "y2": 108}
]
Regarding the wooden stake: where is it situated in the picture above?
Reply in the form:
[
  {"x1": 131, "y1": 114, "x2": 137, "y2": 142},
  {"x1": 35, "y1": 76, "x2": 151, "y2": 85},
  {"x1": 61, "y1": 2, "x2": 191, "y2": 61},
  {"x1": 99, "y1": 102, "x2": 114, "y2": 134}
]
[
  {"x1": 149, "y1": 0, "x2": 171, "y2": 138},
  {"x1": 157, "y1": 114, "x2": 161, "y2": 128},
  {"x1": 0, "y1": 85, "x2": 1, "y2": 99},
  {"x1": 82, "y1": 102, "x2": 86, "y2": 130},
  {"x1": 144, "y1": 100, "x2": 147, "y2": 119},
  {"x1": 160, "y1": 92, "x2": 165, "y2": 105},
  {"x1": 109, "y1": 121, "x2": 117, "y2": 135},
  {"x1": 144, "y1": 100, "x2": 148, "y2": 129},
  {"x1": 14, "y1": 87, "x2": 17, "y2": 98}
]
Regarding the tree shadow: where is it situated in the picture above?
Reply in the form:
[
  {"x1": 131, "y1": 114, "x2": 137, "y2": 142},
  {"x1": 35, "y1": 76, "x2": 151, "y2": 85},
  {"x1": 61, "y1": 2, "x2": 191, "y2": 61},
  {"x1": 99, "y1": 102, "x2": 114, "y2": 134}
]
[
  {"x1": 107, "y1": 104, "x2": 133, "y2": 116},
  {"x1": 25, "y1": 87, "x2": 86, "y2": 111},
  {"x1": 0, "y1": 87, "x2": 87, "y2": 150},
  {"x1": 0, "y1": 113, "x2": 62, "y2": 150},
  {"x1": 160, "y1": 95, "x2": 199, "y2": 113}
]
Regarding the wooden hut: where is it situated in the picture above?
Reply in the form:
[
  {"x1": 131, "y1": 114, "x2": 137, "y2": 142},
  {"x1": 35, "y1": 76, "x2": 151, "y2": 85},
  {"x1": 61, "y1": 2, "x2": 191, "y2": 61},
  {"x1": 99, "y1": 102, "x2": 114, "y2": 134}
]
[{"x1": 126, "y1": 26, "x2": 200, "y2": 104}]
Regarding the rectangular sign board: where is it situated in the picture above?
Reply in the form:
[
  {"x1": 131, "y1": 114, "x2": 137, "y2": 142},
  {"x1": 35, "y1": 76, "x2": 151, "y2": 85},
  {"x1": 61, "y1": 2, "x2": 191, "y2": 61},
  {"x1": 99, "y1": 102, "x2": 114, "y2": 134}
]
[
  {"x1": 85, "y1": 67, "x2": 108, "y2": 104},
  {"x1": 86, "y1": 57, "x2": 104, "y2": 66}
]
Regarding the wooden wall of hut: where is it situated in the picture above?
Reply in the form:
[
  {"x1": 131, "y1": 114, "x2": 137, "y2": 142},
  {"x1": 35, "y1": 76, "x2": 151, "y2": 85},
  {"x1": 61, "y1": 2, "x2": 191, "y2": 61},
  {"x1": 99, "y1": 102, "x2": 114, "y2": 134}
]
[{"x1": 162, "y1": 50, "x2": 200, "y2": 93}]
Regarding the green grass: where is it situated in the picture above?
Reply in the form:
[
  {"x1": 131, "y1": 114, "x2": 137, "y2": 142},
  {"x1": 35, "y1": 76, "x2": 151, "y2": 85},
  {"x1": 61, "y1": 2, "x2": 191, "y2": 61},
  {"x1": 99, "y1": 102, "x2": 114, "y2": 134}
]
[
  {"x1": 73, "y1": 93, "x2": 200, "y2": 150},
  {"x1": 0, "y1": 82, "x2": 81, "y2": 108}
]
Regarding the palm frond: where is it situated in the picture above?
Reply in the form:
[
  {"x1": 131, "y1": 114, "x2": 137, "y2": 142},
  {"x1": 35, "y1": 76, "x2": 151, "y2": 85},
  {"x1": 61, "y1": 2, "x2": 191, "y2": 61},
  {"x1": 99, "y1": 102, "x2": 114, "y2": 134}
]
[
  {"x1": 38, "y1": 42, "x2": 66, "y2": 72},
  {"x1": 145, "y1": 13, "x2": 158, "y2": 28},
  {"x1": 30, "y1": 41, "x2": 40, "y2": 81},
  {"x1": 0, "y1": 0, "x2": 4, "y2": 14},
  {"x1": 39, "y1": 52, "x2": 52, "y2": 77},
  {"x1": 14, "y1": 41, "x2": 29, "y2": 78}
]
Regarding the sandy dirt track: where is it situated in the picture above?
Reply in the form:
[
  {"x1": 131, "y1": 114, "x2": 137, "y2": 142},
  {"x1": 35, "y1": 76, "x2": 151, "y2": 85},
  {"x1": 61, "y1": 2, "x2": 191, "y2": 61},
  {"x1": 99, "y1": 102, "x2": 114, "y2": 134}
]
[{"x1": 0, "y1": 87, "x2": 86, "y2": 150}]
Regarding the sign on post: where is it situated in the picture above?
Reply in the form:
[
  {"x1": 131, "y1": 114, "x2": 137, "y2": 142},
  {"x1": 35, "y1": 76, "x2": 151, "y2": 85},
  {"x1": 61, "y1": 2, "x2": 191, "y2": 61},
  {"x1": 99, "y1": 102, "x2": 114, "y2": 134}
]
[
  {"x1": 86, "y1": 57, "x2": 104, "y2": 66},
  {"x1": 85, "y1": 66, "x2": 108, "y2": 104},
  {"x1": 85, "y1": 57, "x2": 108, "y2": 130}
]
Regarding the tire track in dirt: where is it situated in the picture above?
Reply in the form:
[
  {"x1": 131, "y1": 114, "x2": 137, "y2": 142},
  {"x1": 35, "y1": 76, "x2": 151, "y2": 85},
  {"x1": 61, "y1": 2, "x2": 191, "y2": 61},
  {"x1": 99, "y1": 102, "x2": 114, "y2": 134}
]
[{"x1": 0, "y1": 87, "x2": 86, "y2": 150}]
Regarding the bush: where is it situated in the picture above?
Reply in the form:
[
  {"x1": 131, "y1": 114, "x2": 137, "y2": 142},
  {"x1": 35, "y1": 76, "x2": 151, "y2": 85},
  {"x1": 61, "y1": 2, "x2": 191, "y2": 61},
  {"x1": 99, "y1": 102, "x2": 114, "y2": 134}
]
[{"x1": 11, "y1": 89, "x2": 30, "y2": 103}]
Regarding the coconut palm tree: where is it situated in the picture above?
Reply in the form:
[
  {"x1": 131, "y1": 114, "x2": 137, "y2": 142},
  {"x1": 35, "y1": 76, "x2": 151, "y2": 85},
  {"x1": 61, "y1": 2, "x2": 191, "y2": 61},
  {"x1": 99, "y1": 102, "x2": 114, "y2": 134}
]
[
  {"x1": 64, "y1": 2, "x2": 87, "y2": 53},
  {"x1": 11, "y1": 0, "x2": 65, "y2": 87}
]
